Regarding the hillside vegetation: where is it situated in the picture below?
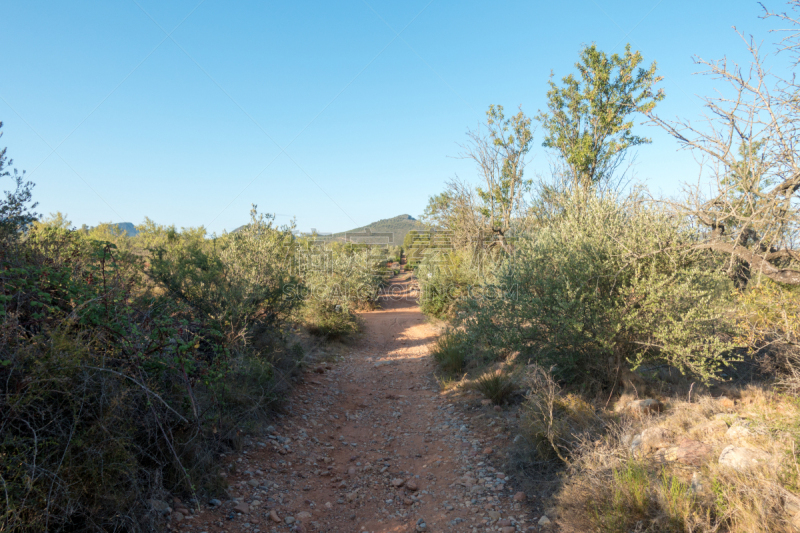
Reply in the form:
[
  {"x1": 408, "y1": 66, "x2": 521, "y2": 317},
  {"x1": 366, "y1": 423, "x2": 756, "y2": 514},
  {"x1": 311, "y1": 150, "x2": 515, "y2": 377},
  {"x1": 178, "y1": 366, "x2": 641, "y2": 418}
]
[
  {"x1": 3, "y1": 3, "x2": 800, "y2": 532},
  {"x1": 0, "y1": 165, "x2": 389, "y2": 531},
  {"x1": 415, "y1": 6, "x2": 800, "y2": 532}
]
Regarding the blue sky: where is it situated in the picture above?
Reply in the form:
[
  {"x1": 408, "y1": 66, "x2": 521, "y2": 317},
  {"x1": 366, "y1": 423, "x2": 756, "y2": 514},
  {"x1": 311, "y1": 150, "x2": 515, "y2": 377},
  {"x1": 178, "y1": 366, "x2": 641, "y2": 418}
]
[{"x1": 0, "y1": 0, "x2": 778, "y2": 234}]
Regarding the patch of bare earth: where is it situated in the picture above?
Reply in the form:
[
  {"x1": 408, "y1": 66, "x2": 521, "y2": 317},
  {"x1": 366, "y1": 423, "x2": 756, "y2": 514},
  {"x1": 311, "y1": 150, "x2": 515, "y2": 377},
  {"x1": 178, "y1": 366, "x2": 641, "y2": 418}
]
[{"x1": 180, "y1": 274, "x2": 541, "y2": 533}]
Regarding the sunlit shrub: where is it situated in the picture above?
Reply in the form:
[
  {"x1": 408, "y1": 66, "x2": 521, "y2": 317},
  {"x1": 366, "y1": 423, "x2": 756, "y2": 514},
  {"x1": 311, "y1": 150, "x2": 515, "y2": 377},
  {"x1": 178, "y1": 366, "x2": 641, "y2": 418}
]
[
  {"x1": 417, "y1": 249, "x2": 499, "y2": 318},
  {"x1": 294, "y1": 241, "x2": 388, "y2": 335},
  {"x1": 456, "y1": 189, "x2": 736, "y2": 385},
  {"x1": 0, "y1": 209, "x2": 305, "y2": 531}
]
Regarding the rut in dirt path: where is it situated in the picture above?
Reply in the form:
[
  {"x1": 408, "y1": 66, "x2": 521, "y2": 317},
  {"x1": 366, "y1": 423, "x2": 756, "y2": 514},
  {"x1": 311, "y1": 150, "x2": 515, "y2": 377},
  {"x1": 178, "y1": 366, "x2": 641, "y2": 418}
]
[{"x1": 188, "y1": 274, "x2": 540, "y2": 533}]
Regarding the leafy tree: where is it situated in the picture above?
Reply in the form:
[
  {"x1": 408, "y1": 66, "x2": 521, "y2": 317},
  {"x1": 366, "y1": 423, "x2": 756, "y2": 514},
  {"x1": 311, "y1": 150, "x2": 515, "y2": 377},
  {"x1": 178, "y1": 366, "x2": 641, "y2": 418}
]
[
  {"x1": 34, "y1": 211, "x2": 72, "y2": 230},
  {"x1": 0, "y1": 121, "x2": 38, "y2": 236},
  {"x1": 423, "y1": 105, "x2": 533, "y2": 253},
  {"x1": 473, "y1": 105, "x2": 534, "y2": 252},
  {"x1": 537, "y1": 44, "x2": 664, "y2": 189}
]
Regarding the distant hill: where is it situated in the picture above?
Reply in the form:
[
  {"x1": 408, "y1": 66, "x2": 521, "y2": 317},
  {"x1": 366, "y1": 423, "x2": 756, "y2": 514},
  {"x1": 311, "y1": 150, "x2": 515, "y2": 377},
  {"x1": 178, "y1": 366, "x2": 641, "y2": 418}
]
[
  {"x1": 112, "y1": 222, "x2": 139, "y2": 237},
  {"x1": 321, "y1": 214, "x2": 427, "y2": 246},
  {"x1": 84, "y1": 222, "x2": 139, "y2": 236}
]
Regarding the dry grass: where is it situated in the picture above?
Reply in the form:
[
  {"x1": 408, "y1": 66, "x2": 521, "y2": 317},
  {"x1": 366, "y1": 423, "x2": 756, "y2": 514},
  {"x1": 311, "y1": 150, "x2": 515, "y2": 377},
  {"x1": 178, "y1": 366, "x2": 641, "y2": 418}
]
[
  {"x1": 521, "y1": 365, "x2": 605, "y2": 462},
  {"x1": 774, "y1": 350, "x2": 800, "y2": 397},
  {"x1": 551, "y1": 383, "x2": 800, "y2": 533}
]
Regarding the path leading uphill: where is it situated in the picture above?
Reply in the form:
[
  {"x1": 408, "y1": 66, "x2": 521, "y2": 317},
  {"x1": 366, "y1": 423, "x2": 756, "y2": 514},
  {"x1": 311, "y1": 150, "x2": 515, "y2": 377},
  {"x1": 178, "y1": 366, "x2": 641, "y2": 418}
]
[{"x1": 185, "y1": 274, "x2": 541, "y2": 533}]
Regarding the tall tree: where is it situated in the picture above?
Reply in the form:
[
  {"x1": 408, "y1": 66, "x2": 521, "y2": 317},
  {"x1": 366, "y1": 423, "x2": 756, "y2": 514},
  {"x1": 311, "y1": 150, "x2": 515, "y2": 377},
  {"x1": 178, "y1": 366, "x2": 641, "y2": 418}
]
[{"x1": 537, "y1": 44, "x2": 664, "y2": 189}]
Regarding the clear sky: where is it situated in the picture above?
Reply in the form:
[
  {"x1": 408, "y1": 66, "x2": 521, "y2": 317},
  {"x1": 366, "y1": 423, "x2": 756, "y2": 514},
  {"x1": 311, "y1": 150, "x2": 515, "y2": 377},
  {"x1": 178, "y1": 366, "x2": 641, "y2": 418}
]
[{"x1": 0, "y1": 0, "x2": 780, "y2": 234}]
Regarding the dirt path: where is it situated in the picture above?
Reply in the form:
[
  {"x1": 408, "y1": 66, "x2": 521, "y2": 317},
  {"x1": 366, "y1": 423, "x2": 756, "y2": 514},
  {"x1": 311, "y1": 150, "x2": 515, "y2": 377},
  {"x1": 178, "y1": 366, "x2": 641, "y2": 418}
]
[{"x1": 186, "y1": 274, "x2": 537, "y2": 533}]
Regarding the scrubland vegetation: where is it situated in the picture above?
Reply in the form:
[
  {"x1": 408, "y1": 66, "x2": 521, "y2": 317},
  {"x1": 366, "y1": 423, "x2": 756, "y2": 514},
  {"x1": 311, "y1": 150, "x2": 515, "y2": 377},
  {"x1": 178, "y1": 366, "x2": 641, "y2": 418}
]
[
  {"x1": 4, "y1": 2, "x2": 800, "y2": 532},
  {"x1": 0, "y1": 157, "x2": 388, "y2": 530},
  {"x1": 419, "y1": 3, "x2": 800, "y2": 531}
]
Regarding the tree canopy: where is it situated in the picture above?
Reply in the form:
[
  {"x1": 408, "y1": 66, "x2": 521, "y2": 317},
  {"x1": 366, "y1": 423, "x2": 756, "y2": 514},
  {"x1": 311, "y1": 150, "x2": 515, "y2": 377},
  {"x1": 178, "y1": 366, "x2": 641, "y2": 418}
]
[{"x1": 537, "y1": 44, "x2": 664, "y2": 188}]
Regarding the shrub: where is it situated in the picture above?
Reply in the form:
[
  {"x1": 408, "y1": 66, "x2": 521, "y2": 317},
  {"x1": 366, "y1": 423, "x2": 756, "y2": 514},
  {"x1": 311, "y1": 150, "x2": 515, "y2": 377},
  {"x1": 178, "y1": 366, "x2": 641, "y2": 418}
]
[
  {"x1": 302, "y1": 299, "x2": 359, "y2": 338},
  {"x1": 0, "y1": 208, "x2": 305, "y2": 531},
  {"x1": 294, "y1": 241, "x2": 387, "y2": 336},
  {"x1": 455, "y1": 189, "x2": 736, "y2": 386},
  {"x1": 149, "y1": 208, "x2": 298, "y2": 347},
  {"x1": 387, "y1": 245, "x2": 402, "y2": 263},
  {"x1": 417, "y1": 249, "x2": 498, "y2": 318}
]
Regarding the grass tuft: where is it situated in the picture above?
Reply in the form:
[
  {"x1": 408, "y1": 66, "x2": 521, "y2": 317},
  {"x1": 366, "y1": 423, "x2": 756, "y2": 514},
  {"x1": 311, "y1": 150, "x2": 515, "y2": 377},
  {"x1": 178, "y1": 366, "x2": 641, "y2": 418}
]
[
  {"x1": 474, "y1": 370, "x2": 516, "y2": 405},
  {"x1": 431, "y1": 330, "x2": 467, "y2": 373}
]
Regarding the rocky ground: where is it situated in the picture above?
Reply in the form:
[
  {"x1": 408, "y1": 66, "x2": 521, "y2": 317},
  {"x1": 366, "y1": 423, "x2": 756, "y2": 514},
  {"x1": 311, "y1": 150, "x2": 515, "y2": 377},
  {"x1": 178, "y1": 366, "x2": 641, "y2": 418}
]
[{"x1": 159, "y1": 274, "x2": 550, "y2": 533}]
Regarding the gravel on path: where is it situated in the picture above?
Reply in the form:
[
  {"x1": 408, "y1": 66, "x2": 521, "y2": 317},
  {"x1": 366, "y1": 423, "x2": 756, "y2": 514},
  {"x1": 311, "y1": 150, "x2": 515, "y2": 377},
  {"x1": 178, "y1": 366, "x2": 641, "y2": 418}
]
[{"x1": 176, "y1": 274, "x2": 542, "y2": 533}]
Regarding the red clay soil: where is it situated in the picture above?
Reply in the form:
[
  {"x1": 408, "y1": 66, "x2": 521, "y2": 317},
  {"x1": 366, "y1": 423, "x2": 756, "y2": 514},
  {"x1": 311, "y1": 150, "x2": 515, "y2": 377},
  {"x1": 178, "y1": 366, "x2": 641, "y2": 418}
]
[{"x1": 179, "y1": 274, "x2": 542, "y2": 533}]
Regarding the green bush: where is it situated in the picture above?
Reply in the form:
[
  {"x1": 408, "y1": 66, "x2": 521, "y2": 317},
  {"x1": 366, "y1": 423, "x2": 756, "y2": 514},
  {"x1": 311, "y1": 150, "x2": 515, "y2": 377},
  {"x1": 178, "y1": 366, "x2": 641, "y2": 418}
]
[
  {"x1": 293, "y1": 241, "x2": 387, "y2": 336},
  {"x1": 301, "y1": 299, "x2": 359, "y2": 338},
  {"x1": 0, "y1": 207, "x2": 305, "y2": 531},
  {"x1": 418, "y1": 249, "x2": 498, "y2": 318},
  {"x1": 150, "y1": 208, "x2": 298, "y2": 346},
  {"x1": 455, "y1": 189, "x2": 735, "y2": 385},
  {"x1": 387, "y1": 244, "x2": 402, "y2": 263}
]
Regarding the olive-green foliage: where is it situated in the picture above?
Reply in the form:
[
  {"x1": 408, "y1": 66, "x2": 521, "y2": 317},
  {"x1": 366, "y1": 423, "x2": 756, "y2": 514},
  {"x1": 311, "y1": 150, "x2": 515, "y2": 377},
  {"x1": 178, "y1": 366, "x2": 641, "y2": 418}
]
[
  {"x1": 294, "y1": 240, "x2": 388, "y2": 337},
  {"x1": 418, "y1": 248, "x2": 499, "y2": 318},
  {"x1": 537, "y1": 43, "x2": 664, "y2": 188},
  {"x1": 387, "y1": 245, "x2": 402, "y2": 263},
  {"x1": 150, "y1": 209, "x2": 298, "y2": 346},
  {"x1": 456, "y1": 189, "x2": 735, "y2": 385},
  {"x1": 33, "y1": 210, "x2": 72, "y2": 230},
  {"x1": 301, "y1": 299, "x2": 360, "y2": 337},
  {"x1": 0, "y1": 209, "x2": 304, "y2": 531},
  {"x1": 476, "y1": 105, "x2": 533, "y2": 252},
  {"x1": 403, "y1": 229, "x2": 418, "y2": 250},
  {"x1": 134, "y1": 216, "x2": 207, "y2": 253}
]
